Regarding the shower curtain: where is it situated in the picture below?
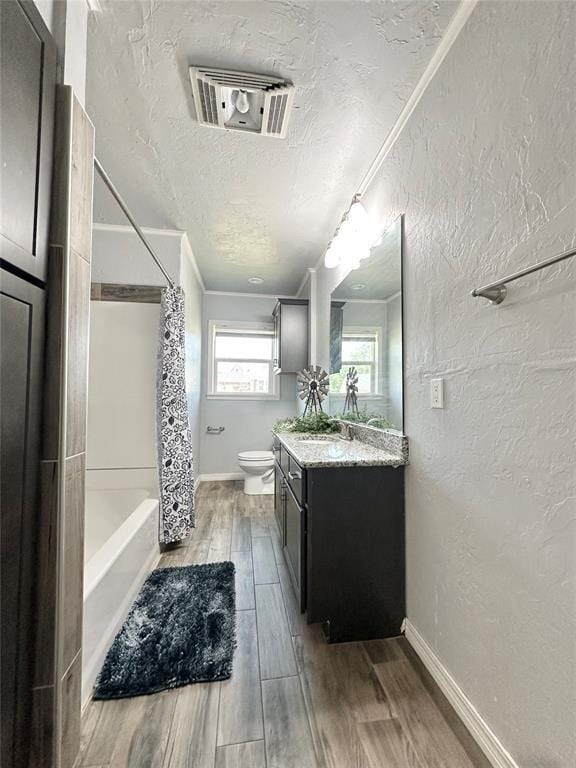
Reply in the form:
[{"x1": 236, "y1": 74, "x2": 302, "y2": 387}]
[{"x1": 157, "y1": 286, "x2": 195, "y2": 543}]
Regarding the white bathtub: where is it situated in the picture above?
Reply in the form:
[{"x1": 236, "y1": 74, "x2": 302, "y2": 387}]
[{"x1": 82, "y1": 469, "x2": 160, "y2": 704}]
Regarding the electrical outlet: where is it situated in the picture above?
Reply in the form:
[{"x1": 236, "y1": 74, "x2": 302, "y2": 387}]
[{"x1": 431, "y1": 378, "x2": 444, "y2": 408}]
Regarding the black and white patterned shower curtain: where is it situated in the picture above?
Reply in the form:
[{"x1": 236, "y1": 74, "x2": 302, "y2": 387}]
[{"x1": 157, "y1": 287, "x2": 195, "y2": 543}]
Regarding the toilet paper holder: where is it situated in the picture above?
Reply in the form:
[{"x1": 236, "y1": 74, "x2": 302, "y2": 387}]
[{"x1": 206, "y1": 426, "x2": 225, "y2": 434}]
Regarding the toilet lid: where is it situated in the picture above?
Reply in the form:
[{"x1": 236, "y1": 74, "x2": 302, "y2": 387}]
[{"x1": 238, "y1": 451, "x2": 274, "y2": 461}]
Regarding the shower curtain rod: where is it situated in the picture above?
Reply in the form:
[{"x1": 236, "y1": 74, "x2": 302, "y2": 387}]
[{"x1": 93, "y1": 157, "x2": 175, "y2": 289}]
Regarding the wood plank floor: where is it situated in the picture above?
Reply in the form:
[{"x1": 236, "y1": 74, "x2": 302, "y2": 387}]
[{"x1": 78, "y1": 481, "x2": 492, "y2": 768}]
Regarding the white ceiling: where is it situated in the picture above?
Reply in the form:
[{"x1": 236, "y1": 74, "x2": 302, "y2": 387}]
[{"x1": 87, "y1": 0, "x2": 457, "y2": 294}]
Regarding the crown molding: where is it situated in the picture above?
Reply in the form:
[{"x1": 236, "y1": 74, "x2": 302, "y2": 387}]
[
  {"x1": 180, "y1": 232, "x2": 206, "y2": 292},
  {"x1": 309, "y1": 0, "x2": 479, "y2": 278},
  {"x1": 296, "y1": 266, "x2": 316, "y2": 299},
  {"x1": 357, "y1": 0, "x2": 478, "y2": 195}
]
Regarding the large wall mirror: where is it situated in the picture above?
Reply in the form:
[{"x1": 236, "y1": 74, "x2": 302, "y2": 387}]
[{"x1": 328, "y1": 215, "x2": 404, "y2": 432}]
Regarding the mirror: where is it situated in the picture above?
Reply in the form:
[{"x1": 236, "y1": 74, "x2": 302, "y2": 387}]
[{"x1": 328, "y1": 215, "x2": 403, "y2": 432}]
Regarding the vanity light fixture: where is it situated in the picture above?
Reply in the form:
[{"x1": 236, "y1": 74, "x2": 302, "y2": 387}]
[
  {"x1": 324, "y1": 241, "x2": 341, "y2": 269},
  {"x1": 348, "y1": 198, "x2": 368, "y2": 229},
  {"x1": 323, "y1": 195, "x2": 374, "y2": 270},
  {"x1": 248, "y1": 276, "x2": 264, "y2": 284}
]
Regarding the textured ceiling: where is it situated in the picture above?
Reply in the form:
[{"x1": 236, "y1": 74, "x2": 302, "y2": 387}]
[{"x1": 87, "y1": 0, "x2": 457, "y2": 294}]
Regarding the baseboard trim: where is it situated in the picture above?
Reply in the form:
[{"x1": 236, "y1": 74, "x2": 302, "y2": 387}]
[
  {"x1": 404, "y1": 620, "x2": 519, "y2": 768},
  {"x1": 197, "y1": 473, "x2": 244, "y2": 483}
]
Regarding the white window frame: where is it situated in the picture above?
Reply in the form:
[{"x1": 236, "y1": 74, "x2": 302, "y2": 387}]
[
  {"x1": 331, "y1": 325, "x2": 382, "y2": 397},
  {"x1": 206, "y1": 320, "x2": 279, "y2": 400}
]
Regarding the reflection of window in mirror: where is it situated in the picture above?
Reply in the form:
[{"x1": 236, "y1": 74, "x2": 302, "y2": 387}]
[{"x1": 329, "y1": 327, "x2": 380, "y2": 395}]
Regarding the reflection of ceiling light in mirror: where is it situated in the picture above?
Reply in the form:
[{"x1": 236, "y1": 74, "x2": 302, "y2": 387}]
[
  {"x1": 371, "y1": 234, "x2": 383, "y2": 248},
  {"x1": 351, "y1": 283, "x2": 367, "y2": 291},
  {"x1": 342, "y1": 248, "x2": 360, "y2": 270},
  {"x1": 248, "y1": 276, "x2": 264, "y2": 284}
]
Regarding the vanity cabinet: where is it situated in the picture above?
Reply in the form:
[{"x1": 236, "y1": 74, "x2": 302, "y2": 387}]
[
  {"x1": 283, "y1": 481, "x2": 306, "y2": 611},
  {"x1": 272, "y1": 299, "x2": 309, "y2": 374},
  {"x1": 273, "y1": 458, "x2": 284, "y2": 532},
  {"x1": 273, "y1": 436, "x2": 405, "y2": 642}
]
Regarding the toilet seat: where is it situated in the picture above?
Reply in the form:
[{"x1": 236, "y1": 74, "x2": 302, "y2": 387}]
[{"x1": 238, "y1": 451, "x2": 274, "y2": 462}]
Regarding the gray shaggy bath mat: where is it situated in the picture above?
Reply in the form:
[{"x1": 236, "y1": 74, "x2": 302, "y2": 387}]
[{"x1": 93, "y1": 561, "x2": 236, "y2": 699}]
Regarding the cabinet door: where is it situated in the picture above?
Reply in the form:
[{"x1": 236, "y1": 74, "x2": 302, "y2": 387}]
[
  {"x1": 283, "y1": 484, "x2": 306, "y2": 612},
  {"x1": 0, "y1": 269, "x2": 45, "y2": 767},
  {"x1": 274, "y1": 464, "x2": 285, "y2": 538},
  {"x1": 0, "y1": 0, "x2": 57, "y2": 282},
  {"x1": 276, "y1": 303, "x2": 309, "y2": 373}
]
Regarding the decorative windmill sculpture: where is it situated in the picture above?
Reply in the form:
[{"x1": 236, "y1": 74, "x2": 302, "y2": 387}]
[
  {"x1": 297, "y1": 366, "x2": 329, "y2": 416},
  {"x1": 343, "y1": 366, "x2": 360, "y2": 416}
]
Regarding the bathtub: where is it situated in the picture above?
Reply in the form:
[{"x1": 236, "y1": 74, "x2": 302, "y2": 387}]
[{"x1": 82, "y1": 469, "x2": 160, "y2": 704}]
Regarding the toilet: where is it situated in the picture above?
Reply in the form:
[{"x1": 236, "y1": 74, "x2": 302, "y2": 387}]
[{"x1": 238, "y1": 451, "x2": 275, "y2": 495}]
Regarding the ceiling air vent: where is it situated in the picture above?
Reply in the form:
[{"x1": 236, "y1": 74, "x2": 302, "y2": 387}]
[{"x1": 189, "y1": 66, "x2": 295, "y2": 139}]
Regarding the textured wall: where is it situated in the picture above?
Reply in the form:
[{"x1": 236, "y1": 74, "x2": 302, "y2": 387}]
[
  {"x1": 200, "y1": 294, "x2": 298, "y2": 475},
  {"x1": 316, "y1": 2, "x2": 576, "y2": 764},
  {"x1": 91, "y1": 225, "x2": 182, "y2": 286}
]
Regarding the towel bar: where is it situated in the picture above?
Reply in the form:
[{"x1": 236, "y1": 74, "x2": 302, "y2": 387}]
[{"x1": 471, "y1": 246, "x2": 575, "y2": 304}]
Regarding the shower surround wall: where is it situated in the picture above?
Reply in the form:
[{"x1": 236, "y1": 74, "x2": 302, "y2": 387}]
[
  {"x1": 313, "y1": 2, "x2": 575, "y2": 764},
  {"x1": 87, "y1": 301, "x2": 160, "y2": 474}
]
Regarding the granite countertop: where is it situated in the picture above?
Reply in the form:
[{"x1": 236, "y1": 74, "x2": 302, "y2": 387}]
[{"x1": 274, "y1": 430, "x2": 408, "y2": 468}]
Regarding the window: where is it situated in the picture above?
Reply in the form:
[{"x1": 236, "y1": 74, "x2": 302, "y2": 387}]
[
  {"x1": 207, "y1": 321, "x2": 278, "y2": 399},
  {"x1": 329, "y1": 327, "x2": 380, "y2": 395}
]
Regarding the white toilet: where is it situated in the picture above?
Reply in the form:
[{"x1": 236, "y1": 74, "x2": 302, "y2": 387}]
[{"x1": 238, "y1": 451, "x2": 275, "y2": 495}]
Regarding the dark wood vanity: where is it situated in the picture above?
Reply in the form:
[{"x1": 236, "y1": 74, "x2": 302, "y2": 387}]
[{"x1": 273, "y1": 433, "x2": 406, "y2": 642}]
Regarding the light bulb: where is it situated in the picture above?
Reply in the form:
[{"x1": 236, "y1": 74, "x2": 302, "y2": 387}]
[
  {"x1": 337, "y1": 218, "x2": 353, "y2": 244},
  {"x1": 348, "y1": 199, "x2": 367, "y2": 230},
  {"x1": 235, "y1": 90, "x2": 250, "y2": 114},
  {"x1": 324, "y1": 241, "x2": 340, "y2": 269}
]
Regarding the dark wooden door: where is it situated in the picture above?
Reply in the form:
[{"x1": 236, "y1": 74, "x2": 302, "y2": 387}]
[
  {"x1": 0, "y1": 269, "x2": 46, "y2": 768},
  {"x1": 0, "y1": 0, "x2": 57, "y2": 283}
]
